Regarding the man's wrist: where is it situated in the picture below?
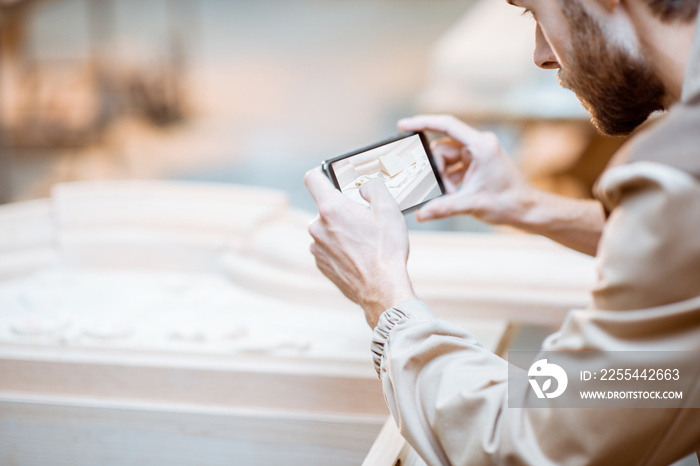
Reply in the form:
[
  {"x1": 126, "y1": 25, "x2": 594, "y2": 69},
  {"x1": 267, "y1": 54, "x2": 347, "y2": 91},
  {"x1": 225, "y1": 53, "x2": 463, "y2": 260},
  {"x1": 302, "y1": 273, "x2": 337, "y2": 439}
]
[
  {"x1": 505, "y1": 186, "x2": 604, "y2": 256},
  {"x1": 510, "y1": 186, "x2": 575, "y2": 234},
  {"x1": 506, "y1": 184, "x2": 546, "y2": 231},
  {"x1": 361, "y1": 276, "x2": 416, "y2": 329}
]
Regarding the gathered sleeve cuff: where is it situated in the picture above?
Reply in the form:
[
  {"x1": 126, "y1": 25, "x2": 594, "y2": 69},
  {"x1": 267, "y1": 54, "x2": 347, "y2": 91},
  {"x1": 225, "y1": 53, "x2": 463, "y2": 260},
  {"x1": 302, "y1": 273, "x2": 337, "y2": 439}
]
[{"x1": 370, "y1": 299, "x2": 435, "y2": 377}]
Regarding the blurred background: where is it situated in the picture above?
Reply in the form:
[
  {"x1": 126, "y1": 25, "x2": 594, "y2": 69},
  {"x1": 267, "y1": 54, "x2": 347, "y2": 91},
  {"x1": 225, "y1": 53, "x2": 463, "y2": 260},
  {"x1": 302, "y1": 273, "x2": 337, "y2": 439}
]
[
  {"x1": 0, "y1": 0, "x2": 625, "y2": 229},
  {"x1": 5, "y1": 2, "x2": 691, "y2": 465}
]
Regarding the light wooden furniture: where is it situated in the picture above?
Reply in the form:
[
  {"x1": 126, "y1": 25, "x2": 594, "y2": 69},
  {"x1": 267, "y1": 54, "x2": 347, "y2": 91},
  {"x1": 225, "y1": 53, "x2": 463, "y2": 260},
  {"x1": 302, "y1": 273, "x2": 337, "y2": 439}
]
[
  {"x1": 0, "y1": 180, "x2": 517, "y2": 465},
  {"x1": 0, "y1": 198, "x2": 56, "y2": 279},
  {"x1": 363, "y1": 417, "x2": 429, "y2": 466}
]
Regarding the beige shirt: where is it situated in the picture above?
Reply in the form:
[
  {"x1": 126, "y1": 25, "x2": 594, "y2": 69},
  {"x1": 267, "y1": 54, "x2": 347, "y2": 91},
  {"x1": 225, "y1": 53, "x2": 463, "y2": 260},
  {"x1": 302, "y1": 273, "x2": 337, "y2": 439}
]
[{"x1": 370, "y1": 10, "x2": 700, "y2": 466}]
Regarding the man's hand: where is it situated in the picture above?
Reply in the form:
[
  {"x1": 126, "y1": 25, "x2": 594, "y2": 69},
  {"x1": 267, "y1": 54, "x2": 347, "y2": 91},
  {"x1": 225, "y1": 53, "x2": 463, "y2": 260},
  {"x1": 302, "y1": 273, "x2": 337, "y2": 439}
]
[
  {"x1": 399, "y1": 114, "x2": 605, "y2": 256},
  {"x1": 304, "y1": 167, "x2": 416, "y2": 328},
  {"x1": 399, "y1": 114, "x2": 536, "y2": 226}
]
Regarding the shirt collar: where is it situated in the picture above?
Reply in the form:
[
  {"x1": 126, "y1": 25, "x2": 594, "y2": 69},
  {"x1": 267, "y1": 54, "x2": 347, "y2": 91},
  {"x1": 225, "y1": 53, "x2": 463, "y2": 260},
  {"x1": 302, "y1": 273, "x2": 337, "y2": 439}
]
[{"x1": 681, "y1": 7, "x2": 700, "y2": 102}]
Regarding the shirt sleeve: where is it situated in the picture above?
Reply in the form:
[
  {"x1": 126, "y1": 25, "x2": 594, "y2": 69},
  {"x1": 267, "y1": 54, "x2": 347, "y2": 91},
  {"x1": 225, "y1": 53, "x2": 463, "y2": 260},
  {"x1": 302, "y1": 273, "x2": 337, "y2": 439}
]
[
  {"x1": 372, "y1": 300, "x2": 700, "y2": 466},
  {"x1": 371, "y1": 299, "x2": 514, "y2": 466},
  {"x1": 592, "y1": 161, "x2": 700, "y2": 310},
  {"x1": 370, "y1": 163, "x2": 700, "y2": 466}
]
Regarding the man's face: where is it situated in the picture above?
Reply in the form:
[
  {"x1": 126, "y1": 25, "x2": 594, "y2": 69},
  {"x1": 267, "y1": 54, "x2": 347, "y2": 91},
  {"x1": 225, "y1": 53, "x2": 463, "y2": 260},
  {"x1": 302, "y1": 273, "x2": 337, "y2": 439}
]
[{"x1": 509, "y1": 0, "x2": 666, "y2": 135}]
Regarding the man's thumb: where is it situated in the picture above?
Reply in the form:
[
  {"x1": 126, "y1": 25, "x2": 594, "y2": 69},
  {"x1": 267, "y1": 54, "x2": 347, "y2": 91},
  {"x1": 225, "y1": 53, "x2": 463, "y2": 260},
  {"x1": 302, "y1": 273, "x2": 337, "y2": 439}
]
[
  {"x1": 416, "y1": 195, "x2": 458, "y2": 222},
  {"x1": 359, "y1": 178, "x2": 395, "y2": 207}
]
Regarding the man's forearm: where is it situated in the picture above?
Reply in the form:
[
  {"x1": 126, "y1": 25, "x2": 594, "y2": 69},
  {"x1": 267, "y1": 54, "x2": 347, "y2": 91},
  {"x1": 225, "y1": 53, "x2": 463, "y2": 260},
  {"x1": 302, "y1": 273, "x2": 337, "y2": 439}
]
[{"x1": 513, "y1": 188, "x2": 606, "y2": 256}]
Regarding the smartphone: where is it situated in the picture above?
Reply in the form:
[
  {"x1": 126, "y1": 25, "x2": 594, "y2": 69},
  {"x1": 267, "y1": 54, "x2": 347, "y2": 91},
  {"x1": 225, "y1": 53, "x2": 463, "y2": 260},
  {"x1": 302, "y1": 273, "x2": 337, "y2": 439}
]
[{"x1": 322, "y1": 131, "x2": 445, "y2": 213}]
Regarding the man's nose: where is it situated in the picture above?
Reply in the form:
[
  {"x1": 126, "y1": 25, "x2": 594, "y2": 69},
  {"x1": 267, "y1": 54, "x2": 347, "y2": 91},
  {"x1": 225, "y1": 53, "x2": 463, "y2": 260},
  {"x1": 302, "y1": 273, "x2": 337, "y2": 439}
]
[{"x1": 534, "y1": 24, "x2": 559, "y2": 70}]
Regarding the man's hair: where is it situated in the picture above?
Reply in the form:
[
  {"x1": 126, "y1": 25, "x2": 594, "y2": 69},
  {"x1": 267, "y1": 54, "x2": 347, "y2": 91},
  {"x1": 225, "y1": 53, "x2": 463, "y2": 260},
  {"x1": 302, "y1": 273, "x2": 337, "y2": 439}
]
[{"x1": 644, "y1": 0, "x2": 699, "y2": 21}]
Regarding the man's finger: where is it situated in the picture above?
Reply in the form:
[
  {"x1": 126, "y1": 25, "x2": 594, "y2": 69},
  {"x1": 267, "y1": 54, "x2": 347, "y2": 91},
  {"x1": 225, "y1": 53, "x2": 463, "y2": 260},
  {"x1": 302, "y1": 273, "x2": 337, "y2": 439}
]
[
  {"x1": 304, "y1": 166, "x2": 344, "y2": 206},
  {"x1": 308, "y1": 215, "x2": 324, "y2": 242},
  {"x1": 442, "y1": 175, "x2": 458, "y2": 195},
  {"x1": 359, "y1": 178, "x2": 397, "y2": 211},
  {"x1": 431, "y1": 138, "x2": 465, "y2": 172},
  {"x1": 415, "y1": 193, "x2": 466, "y2": 222},
  {"x1": 398, "y1": 114, "x2": 480, "y2": 145}
]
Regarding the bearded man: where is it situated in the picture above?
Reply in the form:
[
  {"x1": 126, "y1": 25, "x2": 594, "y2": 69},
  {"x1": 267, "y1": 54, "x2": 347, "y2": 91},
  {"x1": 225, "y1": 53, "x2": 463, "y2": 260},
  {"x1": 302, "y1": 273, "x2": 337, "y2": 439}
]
[{"x1": 304, "y1": 0, "x2": 700, "y2": 464}]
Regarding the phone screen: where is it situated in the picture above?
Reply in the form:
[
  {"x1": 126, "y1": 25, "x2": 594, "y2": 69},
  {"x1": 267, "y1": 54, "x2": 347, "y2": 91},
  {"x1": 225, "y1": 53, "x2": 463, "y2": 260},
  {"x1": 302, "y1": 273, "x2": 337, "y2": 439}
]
[{"x1": 324, "y1": 132, "x2": 445, "y2": 212}]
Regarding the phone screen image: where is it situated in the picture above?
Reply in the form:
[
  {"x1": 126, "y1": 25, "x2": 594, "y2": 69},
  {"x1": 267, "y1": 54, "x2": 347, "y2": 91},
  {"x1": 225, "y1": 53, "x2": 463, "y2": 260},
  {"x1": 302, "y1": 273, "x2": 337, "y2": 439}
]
[{"x1": 324, "y1": 132, "x2": 445, "y2": 212}]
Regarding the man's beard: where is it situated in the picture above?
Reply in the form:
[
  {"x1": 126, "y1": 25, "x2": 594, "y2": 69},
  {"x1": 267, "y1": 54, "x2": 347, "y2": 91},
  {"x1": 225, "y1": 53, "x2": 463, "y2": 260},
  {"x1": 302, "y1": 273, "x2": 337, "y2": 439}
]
[{"x1": 558, "y1": 1, "x2": 666, "y2": 136}]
